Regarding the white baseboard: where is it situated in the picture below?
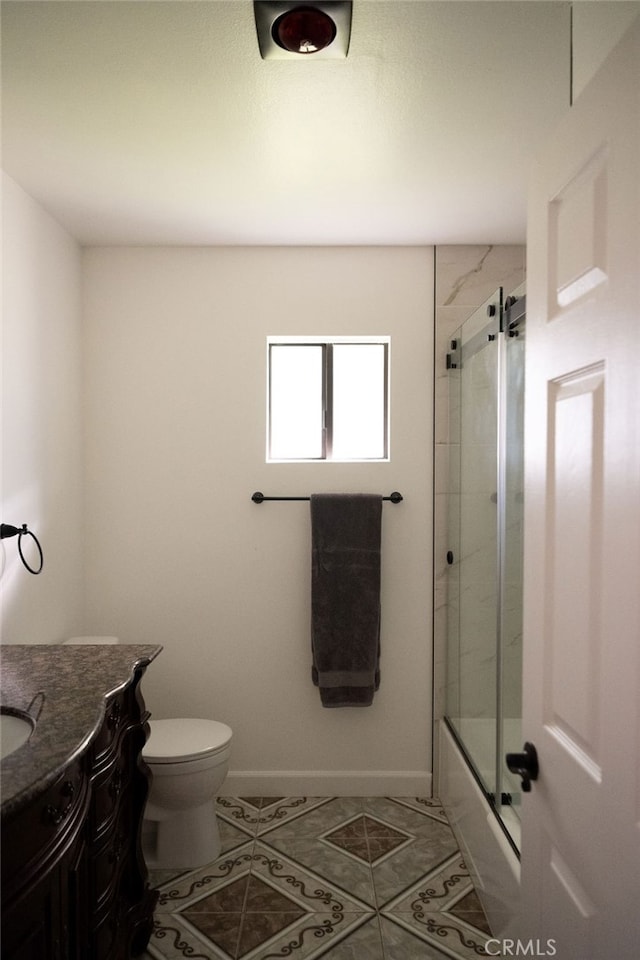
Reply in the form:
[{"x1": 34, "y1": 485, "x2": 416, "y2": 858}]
[{"x1": 220, "y1": 770, "x2": 432, "y2": 797}]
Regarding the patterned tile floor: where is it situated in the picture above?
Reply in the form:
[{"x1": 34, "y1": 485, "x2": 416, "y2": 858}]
[{"x1": 140, "y1": 797, "x2": 498, "y2": 960}]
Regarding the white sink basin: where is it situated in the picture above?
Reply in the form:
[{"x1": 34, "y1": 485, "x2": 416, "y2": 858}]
[{"x1": 0, "y1": 710, "x2": 35, "y2": 760}]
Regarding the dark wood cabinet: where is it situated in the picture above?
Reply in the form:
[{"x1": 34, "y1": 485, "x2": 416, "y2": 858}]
[{"x1": 1, "y1": 666, "x2": 158, "y2": 960}]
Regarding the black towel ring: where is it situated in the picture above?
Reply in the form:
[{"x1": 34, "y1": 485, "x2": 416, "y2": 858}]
[{"x1": 0, "y1": 523, "x2": 44, "y2": 575}]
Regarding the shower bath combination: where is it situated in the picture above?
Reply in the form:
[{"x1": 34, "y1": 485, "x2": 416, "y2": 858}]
[{"x1": 444, "y1": 284, "x2": 526, "y2": 854}]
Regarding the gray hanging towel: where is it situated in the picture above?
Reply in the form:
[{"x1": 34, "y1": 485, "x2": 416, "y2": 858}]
[{"x1": 310, "y1": 493, "x2": 383, "y2": 707}]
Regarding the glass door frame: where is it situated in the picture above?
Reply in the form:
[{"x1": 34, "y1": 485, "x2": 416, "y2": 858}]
[{"x1": 444, "y1": 286, "x2": 526, "y2": 855}]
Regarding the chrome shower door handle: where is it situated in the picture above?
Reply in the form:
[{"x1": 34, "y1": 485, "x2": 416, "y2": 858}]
[{"x1": 505, "y1": 742, "x2": 539, "y2": 793}]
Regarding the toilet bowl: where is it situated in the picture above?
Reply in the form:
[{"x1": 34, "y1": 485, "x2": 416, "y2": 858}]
[
  {"x1": 142, "y1": 718, "x2": 232, "y2": 869},
  {"x1": 62, "y1": 636, "x2": 232, "y2": 871}
]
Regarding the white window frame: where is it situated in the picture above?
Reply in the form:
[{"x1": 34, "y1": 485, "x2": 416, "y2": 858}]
[{"x1": 266, "y1": 335, "x2": 390, "y2": 463}]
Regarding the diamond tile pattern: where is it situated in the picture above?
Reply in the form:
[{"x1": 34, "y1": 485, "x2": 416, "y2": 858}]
[
  {"x1": 143, "y1": 797, "x2": 500, "y2": 959},
  {"x1": 323, "y1": 815, "x2": 411, "y2": 863}
]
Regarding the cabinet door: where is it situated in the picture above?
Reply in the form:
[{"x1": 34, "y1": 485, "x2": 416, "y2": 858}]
[
  {"x1": 2, "y1": 852, "x2": 75, "y2": 960},
  {"x1": 1, "y1": 762, "x2": 88, "y2": 960}
]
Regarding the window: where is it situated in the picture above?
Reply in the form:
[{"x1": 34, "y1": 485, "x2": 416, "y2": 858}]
[{"x1": 267, "y1": 337, "x2": 390, "y2": 462}]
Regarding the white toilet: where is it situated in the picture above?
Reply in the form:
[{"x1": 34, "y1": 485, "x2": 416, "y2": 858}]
[
  {"x1": 142, "y1": 718, "x2": 232, "y2": 869},
  {"x1": 64, "y1": 636, "x2": 120, "y2": 645},
  {"x1": 62, "y1": 636, "x2": 233, "y2": 871}
]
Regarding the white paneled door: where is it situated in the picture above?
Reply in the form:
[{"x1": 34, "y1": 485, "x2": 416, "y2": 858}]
[{"x1": 520, "y1": 17, "x2": 640, "y2": 959}]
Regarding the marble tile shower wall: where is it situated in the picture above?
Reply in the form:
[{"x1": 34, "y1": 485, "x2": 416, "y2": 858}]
[{"x1": 433, "y1": 246, "x2": 526, "y2": 727}]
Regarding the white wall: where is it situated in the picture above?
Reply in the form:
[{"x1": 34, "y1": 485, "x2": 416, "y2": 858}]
[
  {"x1": 82, "y1": 246, "x2": 434, "y2": 794},
  {"x1": 1, "y1": 174, "x2": 84, "y2": 643},
  {"x1": 572, "y1": 2, "x2": 640, "y2": 101}
]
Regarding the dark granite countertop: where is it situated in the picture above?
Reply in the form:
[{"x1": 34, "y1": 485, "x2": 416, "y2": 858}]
[{"x1": 0, "y1": 644, "x2": 162, "y2": 819}]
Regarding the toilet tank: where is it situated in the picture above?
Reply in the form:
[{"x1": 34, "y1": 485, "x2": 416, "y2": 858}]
[{"x1": 62, "y1": 637, "x2": 120, "y2": 645}]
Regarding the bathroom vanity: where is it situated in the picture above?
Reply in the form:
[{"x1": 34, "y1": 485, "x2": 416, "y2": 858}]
[{"x1": 0, "y1": 644, "x2": 162, "y2": 960}]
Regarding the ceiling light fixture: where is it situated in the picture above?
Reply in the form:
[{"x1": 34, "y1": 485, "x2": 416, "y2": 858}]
[
  {"x1": 254, "y1": 1, "x2": 352, "y2": 60},
  {"x1": 274, "y1": 7, "x2": 336, "y2": 54}
]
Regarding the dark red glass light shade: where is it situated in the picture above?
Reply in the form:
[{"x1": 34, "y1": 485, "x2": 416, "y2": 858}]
[{"x1": 273, "y1": 6, "x2": 337, "y2": 54}]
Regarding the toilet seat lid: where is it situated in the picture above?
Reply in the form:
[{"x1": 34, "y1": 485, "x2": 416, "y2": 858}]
[{"x1": 144, "y1": 718, "x2": 232, "y2": 763}]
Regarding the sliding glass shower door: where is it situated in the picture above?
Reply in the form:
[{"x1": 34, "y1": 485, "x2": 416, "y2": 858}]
[
  {"x1": 499, "y1": 289, "x2": 525, "y2": 838},
  {"x1": 445, "y1": 285, "x2": 525, "y2": 849}
]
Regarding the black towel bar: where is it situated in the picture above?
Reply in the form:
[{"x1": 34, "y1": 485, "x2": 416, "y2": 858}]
[{"x1": 251, "y1": 491, "x2": 403, "y2": 504}]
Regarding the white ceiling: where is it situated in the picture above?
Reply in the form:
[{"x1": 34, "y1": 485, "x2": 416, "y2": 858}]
[{"x1": 1, "y1": 1, "x2": 571, "y2": 246}]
